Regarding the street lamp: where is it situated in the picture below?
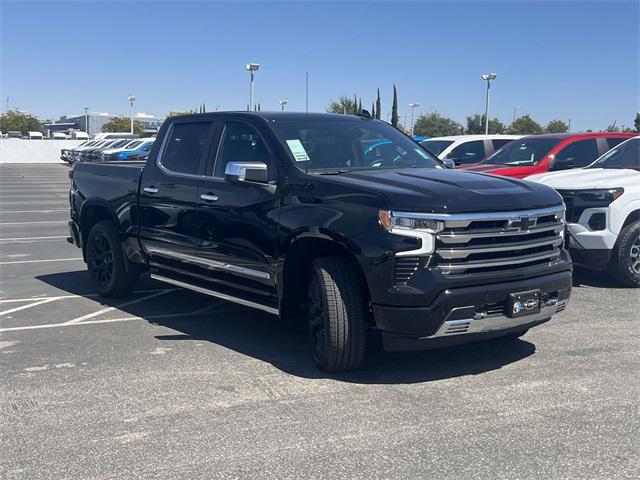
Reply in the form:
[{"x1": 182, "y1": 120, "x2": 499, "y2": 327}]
[
  {"x1": 127, "y1": 95, "x2": 136, "y2": 134},
  {"x1": 408, "y1": 103, "x2": 420, "y2": 136},
  {"x1": 84, "y1": 106, "x2": 89, "y2": 136},
  {"x1": 481, "y1": 73, "x2": 497, "y2": 134},
  {"x1": 246, "y1": 63, "x2": 260, "y2": 111},
  {"x1": 279, "y1": 99, "x2": 288, "y2": 111}
]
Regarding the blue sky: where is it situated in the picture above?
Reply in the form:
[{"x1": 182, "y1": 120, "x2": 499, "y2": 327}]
[{"x1": 1, "y1": 0, "x2": 638, "y2": 131}]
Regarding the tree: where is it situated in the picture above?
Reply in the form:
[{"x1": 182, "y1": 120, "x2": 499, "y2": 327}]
[
  {"x1": 391, "y1": 84, "x2": 399, "y2": 127},
  {"x1": 545, "y1": 119, "x2": 569, "y2": 133},
  {"x1": 605, "y1": 123, "x2": 620, "y2": 132},
  {"x1": 508, "y1": 115, "x2": 543, "y2": 135},
  {"x1": 371, "y1": 101, "x2": 375, "y2": 118},
  {"x1": 353, "y1": 94, "x2": 358, "y2": 114},
  {"x1": 465, "y1": 114, "x2": 506, "y2": 134},
  {"x1": 375, "y1": 88, "x2": 381, "y2": 119},
  {"x1": 101, "y1": 116, "x2": 144, "y2": 135},
  {"x1": 167, "y1": 109, "x2": 197, "y2": 117},
  {"x1": 413, "y1": 112, "x2": 463, "y2": 137},
  {"x1": 634, "y1": 113, "x2": 640, "y2": 133},
  {"x1": 0, "y1": 110, "x2": 43, "y2": 135},
  {"x1": 327, "y1": 96, "x2": 357, "y2": 114}
]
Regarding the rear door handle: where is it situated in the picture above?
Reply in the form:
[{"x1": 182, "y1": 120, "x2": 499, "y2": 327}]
[
  {"x1": 143, "y1": 186, "x2": 158, "y2": 194},
  {"x1": 200, "y1": 193, "x2": 219, "y2": 202}
]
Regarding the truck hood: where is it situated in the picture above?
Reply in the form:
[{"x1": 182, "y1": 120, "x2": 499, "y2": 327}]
[
  {"x1": 527, "y1": 168, "x2": 640, "y2": 189},
  {"x1": 317, "y1": 168, "x2": 563, "y2": 213}
]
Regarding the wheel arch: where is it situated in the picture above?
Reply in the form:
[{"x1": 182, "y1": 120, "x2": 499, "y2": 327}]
[{"x1": 278, "y1": 234, "x2": 371, "y2": 323}]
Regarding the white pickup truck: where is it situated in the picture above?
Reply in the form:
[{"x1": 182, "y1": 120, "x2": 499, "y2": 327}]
[{"x1": 528, "y1": 136, "x2": 639, "y2": 286}]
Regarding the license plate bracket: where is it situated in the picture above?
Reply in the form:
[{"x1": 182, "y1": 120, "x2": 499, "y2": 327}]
[{"x1": 506, "y1": 289, "x2": 541, "y2": 318}]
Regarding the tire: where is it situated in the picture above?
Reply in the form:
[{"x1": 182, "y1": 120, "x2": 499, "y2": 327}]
[
  {"x1": 85, "y1": 220, "x2": 138, "y2": 297},
  {"x1": 307, "y1": 257, "x2": 367, "y2": 372},
  {"x1": 609, "y1": 220, "x2": 640, "y2": 287}
]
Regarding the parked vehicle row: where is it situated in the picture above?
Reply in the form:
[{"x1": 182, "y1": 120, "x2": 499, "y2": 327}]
[
  {"x1": 68, "y1": 112, "x2": 573, "y2": 372},
  {"x1": 61, "y1": 135, "x2": 155, "y2": 164},
  {"x1": 420, "y1": 132, "x2": 635, "y2": 178}
]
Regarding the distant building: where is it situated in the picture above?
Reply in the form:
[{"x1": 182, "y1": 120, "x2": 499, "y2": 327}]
[{"x1": 44, "y1": 112, "x2": 163, "y2": 138}]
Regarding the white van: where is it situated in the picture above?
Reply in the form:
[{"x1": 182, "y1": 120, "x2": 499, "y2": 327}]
[{"x1": 27, "y1": 131, "x2": 44, "y2": 140}]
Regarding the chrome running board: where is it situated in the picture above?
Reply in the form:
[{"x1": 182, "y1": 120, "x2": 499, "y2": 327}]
[{"x1": 150, "y1": 274, "x2": 279, "y2": 315}]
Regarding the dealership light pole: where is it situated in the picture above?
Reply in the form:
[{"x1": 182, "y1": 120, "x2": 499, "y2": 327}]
[
  {"x1": 481, "y1": 73, "x2": 497, "y2": 134},
  {"x1": 408, "y1": 103, "x2": 420, "y2": 136},
  {"x1": 84, "y1": 106, "x2": 90, "y2": 136},
  {"x1": 127, "y1": 95, "x2": 136, "y2": 134},
  {"x1": 246, "y1": 63, "x2": 260, "y2": 111},
  {"x1": 279, "y1": 99, "x2": 288, "y2": 111}
]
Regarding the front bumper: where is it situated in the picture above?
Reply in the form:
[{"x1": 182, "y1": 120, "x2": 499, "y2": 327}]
[{"x1": 373, "y1": 270, "x2": 572, "y2": 352}]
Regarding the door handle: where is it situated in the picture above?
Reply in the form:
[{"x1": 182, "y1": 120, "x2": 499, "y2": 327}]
[
  {"x1": 200, "y1": 193, "x2": 219, "y2": 202},
  {"x1": 143, "y1": 186, "x2": 159, "y2": 194}
]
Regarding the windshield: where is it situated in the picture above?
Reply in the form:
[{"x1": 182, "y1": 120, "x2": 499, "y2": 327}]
[
  {"x1": 483, "y1": 137, "x2": 561, "y2": 166},
  {"x1": 588, "y1": 137, "x2": 639, "y2": 170},
  {"x1": 420, "y1": 139, "x2": 454, "y2": 156},
  {"x1": 271, "y1": 119, "x2": 442, "y2": 172}
]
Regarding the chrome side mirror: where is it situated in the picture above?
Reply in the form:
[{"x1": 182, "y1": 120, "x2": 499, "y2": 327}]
[
  {"x1": 224, "y1": 161, "x2": 269, "y2": 185},
  {"x1": 443, "y1": 158, "x2": 456, "y2": 168}
]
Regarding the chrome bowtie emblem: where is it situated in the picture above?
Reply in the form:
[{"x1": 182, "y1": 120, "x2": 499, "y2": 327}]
[{"x1": 507, "y1": 216, "x2": 537, "y2": 231}]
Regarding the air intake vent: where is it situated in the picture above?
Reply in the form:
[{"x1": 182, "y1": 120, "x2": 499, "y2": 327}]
[{"x1": 394, "y1": 256, "x2": 420, "y2": 286}]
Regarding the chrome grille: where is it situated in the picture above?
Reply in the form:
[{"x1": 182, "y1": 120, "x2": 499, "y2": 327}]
[{"x1": 434, "y1": 207, "x2": 565, "y2": 275}]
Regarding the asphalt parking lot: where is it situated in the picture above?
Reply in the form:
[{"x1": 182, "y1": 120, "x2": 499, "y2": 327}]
[{"x1": 1, "y1": 163, "x2": 639, "y2": 479}]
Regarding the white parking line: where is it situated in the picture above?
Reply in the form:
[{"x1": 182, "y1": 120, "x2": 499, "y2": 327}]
[
  {"x1": 64, "y1": 290, "x2": 174, "y2": 324},
  {"x1": 0, "y1": 221, "x2": 67, "y2": 226},
  {"x1": 0, "y1": 236, "x2": 67, "y2": 243},
  {"x1": 0, "y1": 288, "x2": 174, "y2": 304},
  {"x1": 0, "y1": 298, "x2": 58, "y2": 316},
  {"x1": 0, "y1": 258, "x2": 83, "y2": 265},
  {"x1": 0, "y1": 202, "x2": 68, "y2": 205},
  {"x1": 0, "y1": 210, "x2": 67, "y2": 214},
  {"x1": 0, "y1": 307, "x2": 232, "y2": 333}
]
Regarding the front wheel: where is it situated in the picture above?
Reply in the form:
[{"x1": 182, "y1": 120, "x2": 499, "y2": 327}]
[
  {"x1": 609, "y1": 220, "x2": 640, "y2": 287},
  {"x1": 307, "y1": 257, "x2": 367, "y2": 372},
  {"x1": 85, "y1": 220, "x2": 138, "y2": 297}
]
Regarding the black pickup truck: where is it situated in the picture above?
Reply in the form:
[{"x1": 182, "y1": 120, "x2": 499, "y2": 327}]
[{"x1": 68, "y1": 112, "x2": 572, "y2": 371}]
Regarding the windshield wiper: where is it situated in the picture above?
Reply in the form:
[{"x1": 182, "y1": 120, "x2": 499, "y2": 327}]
[{"x1": 311, "y1": 169, "x2": 350, "y2": 175}]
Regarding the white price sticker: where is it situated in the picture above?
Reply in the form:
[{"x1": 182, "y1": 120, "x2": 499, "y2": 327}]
[{"x1": 286, "y1": 139, "x2": 310, "y2": 162}]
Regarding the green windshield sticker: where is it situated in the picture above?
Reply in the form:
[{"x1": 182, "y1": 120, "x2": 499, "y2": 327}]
[{"x1": 286, "y1": 139, "x2": 310, "y2": 162}]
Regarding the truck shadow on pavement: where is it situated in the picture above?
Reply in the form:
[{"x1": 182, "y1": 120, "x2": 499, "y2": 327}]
[{"x1": 38, "y1": 271, "x2": 536, "y2": 384}]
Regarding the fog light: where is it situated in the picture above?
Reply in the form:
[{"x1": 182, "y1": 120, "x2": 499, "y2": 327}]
[{"x1": 588, "y1": 212, "x2": 606, "y2": 231}]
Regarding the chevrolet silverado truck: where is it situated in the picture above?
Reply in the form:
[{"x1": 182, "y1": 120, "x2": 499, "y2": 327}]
[
  {"x1": 68, "y1": 112, "x2": 572, "y2": 371},
  {"x1": 528, "y1": 136, "x2": 639, "y2": 287}
]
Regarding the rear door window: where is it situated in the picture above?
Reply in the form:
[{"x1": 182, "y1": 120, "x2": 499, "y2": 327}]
[
  {"x1": 556, "y1": 139, "x2": 599, "y2": 168},
  {"x1": 447, "y1": 140, "x2": 485, "y2": 165},
  {"x1": 161, "y1": 122, "x2": 212, "y2": 175}
]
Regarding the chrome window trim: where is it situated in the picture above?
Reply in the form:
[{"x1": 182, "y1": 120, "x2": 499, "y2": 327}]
[
  {"x1": 146, "y1": 246, "x2": 271, "y2": 280},
  {"x1": 151, "y1": 274, "x2": 278, "y2": 315}
]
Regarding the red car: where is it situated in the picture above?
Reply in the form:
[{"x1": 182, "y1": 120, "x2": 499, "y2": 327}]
[{"x1": 460, "y1": 132, "x2": 636, "y2": 178}]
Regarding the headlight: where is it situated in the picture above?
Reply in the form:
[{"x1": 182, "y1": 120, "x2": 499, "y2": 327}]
[
  {"x1": 575, "y1": 188, "x2": 624, "y2": 203},
  {"x1": 379, "y1": 210, "x2": 444, "y2": 233},
  {"x1": 379, "y1": 210, "x2": 443, "y2": 256}
]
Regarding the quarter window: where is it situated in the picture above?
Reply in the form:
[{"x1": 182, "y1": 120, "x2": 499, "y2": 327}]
[
  {"x1": 161, "y1": 122, "x2": 211, "y2": 175},
  {"x1": 556, "y1": 139, "x2": 599, "y2": 168},
  {"x1": 492, "y1": 139, "x2": 513, "y2": 150}
]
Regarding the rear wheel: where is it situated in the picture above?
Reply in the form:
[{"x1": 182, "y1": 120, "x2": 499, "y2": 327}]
[
  {"x1": 86, "y1": 220, "x2": 138, "y2": 297},
  {"x1": 609, "y1": 220, "x2": 640, "y2": 287},
  {"x1": 307, "y1": 257, "x2": 366, "y2": 372}
]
